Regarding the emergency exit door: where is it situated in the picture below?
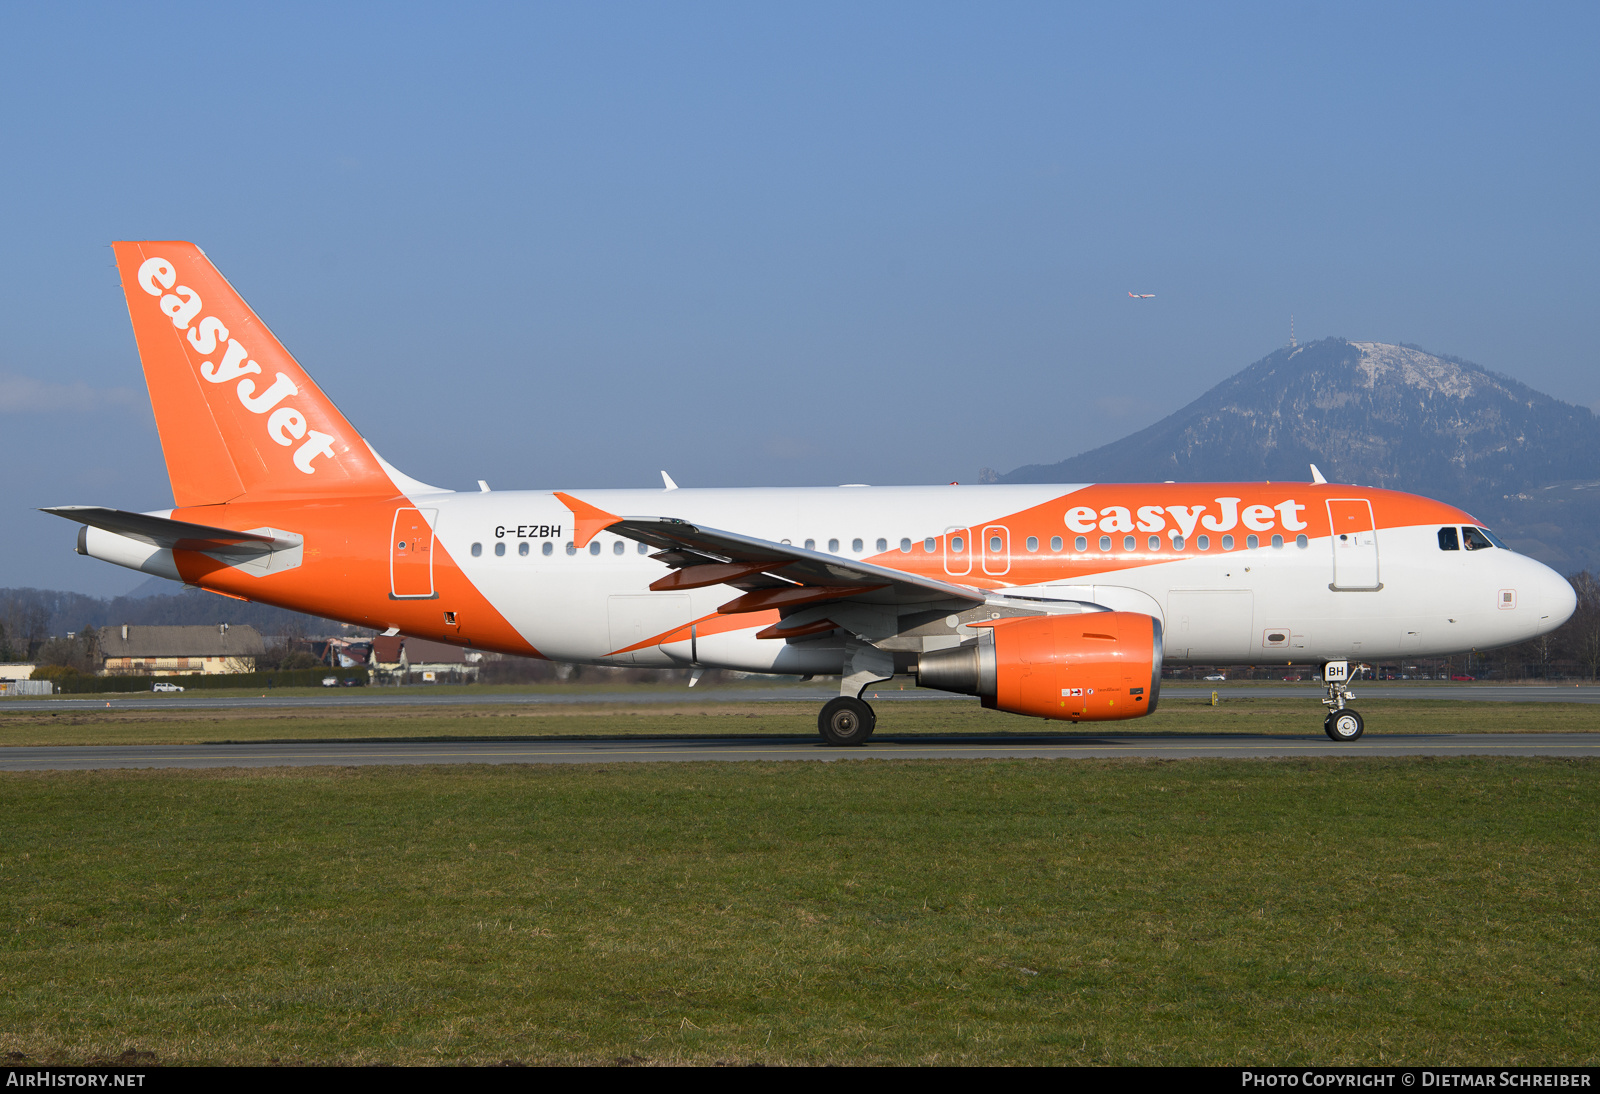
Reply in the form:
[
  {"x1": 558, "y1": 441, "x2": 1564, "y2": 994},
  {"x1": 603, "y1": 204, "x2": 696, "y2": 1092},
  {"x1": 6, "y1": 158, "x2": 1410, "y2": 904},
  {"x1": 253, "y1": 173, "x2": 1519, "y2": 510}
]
[
  {"x1": 1327, "y1": 499, "x2": 1380, "y2": 589},
  {"x1": 390, "y1": 507, "x2": 439, "y2": 598}
]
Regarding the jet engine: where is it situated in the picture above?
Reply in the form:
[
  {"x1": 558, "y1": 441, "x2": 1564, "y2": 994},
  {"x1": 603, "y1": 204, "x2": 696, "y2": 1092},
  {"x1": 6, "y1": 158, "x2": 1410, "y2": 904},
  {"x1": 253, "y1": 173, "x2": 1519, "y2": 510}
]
[{"x1": 915, "y1": 611, "x2": 1162, "y2": 721}]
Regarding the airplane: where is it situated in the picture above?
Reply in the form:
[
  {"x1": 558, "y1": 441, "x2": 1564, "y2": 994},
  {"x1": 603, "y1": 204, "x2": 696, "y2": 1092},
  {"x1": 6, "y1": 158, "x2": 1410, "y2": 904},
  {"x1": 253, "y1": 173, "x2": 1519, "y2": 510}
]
[
  {"x1": 1128, "y1": 293, "x2": 1154, "y2": 298},
  {"x1": 43, "y1": 242, "x2": 1577, "y2": 746}
]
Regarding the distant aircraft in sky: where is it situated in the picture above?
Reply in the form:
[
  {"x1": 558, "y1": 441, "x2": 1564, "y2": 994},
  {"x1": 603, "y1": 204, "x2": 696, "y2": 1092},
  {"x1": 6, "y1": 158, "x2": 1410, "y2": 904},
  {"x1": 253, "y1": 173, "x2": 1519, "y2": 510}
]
[{"x1": 1128, "y1": 292, "x2": 1155, "y2": 299}]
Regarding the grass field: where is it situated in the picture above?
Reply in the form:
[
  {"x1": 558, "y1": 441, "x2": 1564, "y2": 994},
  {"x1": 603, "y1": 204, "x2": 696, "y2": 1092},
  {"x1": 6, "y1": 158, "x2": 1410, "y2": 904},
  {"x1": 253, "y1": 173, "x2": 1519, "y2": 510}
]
[
  {"x1": 1, "y1": 693, "x2": 1596, "y2": 747},
  {"x1": 3, "y1": 755, "x2": 1597, "y2": 1065}
]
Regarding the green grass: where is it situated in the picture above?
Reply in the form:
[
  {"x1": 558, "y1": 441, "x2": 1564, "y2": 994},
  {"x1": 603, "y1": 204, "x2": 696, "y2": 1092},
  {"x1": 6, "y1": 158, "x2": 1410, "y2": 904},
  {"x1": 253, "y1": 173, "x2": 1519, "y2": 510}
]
[
  {"x1": 1, "y1": 695, "x2": 1596, "y2": 747},
  {"x1": 2, "y1": 758, "x2": 1597, "y2": 1065}
]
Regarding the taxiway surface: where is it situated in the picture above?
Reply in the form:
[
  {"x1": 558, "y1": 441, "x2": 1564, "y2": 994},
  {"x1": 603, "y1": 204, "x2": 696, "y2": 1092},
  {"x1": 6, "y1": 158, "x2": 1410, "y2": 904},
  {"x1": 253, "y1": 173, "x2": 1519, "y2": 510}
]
[{"x1": 3, "y1": 732, "x2": 1595, "y2": 771}]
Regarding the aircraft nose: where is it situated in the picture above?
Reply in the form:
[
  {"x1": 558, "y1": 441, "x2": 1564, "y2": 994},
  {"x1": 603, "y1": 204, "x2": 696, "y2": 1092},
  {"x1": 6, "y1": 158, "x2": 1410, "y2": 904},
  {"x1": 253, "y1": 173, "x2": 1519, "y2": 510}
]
[{"x1": 1538, "y1": 564, "x2": 1577, "y2": 629}]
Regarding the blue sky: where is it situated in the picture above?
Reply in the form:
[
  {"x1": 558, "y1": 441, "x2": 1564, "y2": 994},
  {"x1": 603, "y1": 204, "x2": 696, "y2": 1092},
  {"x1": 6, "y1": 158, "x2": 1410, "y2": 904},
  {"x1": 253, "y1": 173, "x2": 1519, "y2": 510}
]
[{"x1": 2, "y1": 2, "x2": 1597, "y2": 594}]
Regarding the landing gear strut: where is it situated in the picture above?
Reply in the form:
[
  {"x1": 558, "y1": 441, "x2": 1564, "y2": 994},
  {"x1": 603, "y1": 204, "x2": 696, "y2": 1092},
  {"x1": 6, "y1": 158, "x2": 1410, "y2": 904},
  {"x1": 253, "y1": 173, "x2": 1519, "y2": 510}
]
[
  {"x1": 818, "y1": 696, "x2": 875, "y2": 746},
  {"x1": 1321, "y1": 660, "x2": 1363, "y2": 741}
]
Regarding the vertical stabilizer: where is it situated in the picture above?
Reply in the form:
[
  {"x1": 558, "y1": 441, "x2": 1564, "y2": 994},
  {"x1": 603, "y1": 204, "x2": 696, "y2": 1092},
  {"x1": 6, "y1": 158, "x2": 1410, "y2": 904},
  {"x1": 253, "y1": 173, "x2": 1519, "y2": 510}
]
[{"x1": 112, "y1": 241, "x2": 399, "y2": 506}]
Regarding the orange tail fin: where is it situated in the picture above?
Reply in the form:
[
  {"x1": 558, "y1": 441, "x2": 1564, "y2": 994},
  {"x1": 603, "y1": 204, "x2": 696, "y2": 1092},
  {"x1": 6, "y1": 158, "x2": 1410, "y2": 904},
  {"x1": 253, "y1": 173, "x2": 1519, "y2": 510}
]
[{"x1": 112, "y1": 241, "x2": 400, "y2": 506}]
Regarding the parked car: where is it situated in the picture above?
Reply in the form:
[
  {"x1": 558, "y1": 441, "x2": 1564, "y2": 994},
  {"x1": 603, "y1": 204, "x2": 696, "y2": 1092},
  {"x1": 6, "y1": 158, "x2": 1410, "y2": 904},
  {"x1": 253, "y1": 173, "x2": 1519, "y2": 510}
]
[
  {"x1": 1282, "y1": 674, "x2": 1303, "y2": 682},
  {"x1": 151, "y1": 682, "x2": 184, "y2": 692},
  {"x1": 1203, "y1": 674, "x2": 1226, "y2": 681},
  {"x1": 1452, "y1": 674, "x2": 1476, "y2": 681},
  {"x1": 321, "y1": 676, "x2": 338, "y2": 687}
]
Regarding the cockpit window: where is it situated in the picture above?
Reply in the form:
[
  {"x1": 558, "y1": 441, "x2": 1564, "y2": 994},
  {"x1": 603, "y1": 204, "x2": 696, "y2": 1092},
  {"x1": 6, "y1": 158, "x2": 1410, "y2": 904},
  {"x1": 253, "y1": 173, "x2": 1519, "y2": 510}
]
[
  {"x1": 1437, "y1": 527, "x2": 1460, "y2": 551},
  {"x1": 1463, "y1": 526, "x2": 1495, "y2": 551},
  {"x1": 1476, "y1": 526, "x2": 1508, "y2": 549}
]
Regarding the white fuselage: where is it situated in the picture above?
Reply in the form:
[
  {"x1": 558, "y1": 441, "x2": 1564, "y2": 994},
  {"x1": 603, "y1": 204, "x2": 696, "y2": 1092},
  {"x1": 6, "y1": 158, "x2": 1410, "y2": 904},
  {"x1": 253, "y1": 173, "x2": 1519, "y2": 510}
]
[{"x1": 413, "y1": 484, "x2": 1575, "y2": 673}]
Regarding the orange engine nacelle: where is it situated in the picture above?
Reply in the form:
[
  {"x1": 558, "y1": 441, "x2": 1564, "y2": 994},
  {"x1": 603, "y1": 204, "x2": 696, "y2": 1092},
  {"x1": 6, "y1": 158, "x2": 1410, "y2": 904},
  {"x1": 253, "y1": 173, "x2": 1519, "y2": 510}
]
[{"x1": 915, "y1": 611, "x2": 1163, "y2": 721}]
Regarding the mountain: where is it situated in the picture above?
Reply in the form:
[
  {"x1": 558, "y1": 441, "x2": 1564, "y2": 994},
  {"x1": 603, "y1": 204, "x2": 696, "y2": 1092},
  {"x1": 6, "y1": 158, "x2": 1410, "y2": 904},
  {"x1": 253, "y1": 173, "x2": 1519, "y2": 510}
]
[{"x1": 1000, "y1": 339, "x2": 1600, "y2": 572}]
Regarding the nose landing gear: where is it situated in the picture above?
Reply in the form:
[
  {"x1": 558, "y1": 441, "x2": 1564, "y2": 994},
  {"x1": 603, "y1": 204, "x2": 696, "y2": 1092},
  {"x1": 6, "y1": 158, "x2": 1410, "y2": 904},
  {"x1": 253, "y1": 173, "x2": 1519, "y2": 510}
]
[
  {"x1": 1325, "y1": 708, "x2": 1365, "y2": 741},
  {"x1": 1321, "y1": 659, "x2": 1363, "y2": 741}
]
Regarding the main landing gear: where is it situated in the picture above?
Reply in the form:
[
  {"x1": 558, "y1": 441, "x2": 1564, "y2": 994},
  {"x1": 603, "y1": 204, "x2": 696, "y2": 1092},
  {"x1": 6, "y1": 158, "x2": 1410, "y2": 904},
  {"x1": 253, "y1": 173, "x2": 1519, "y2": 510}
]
[
  {"x1": 818, "y1": 696, "x2": 875, "y2": 746},
  {"x1": 1320, "y1": 659, "x2": 1364, "y2": 741},
  {"x1": 816, "y1": 640, "x2": 891, "y2": 746}
]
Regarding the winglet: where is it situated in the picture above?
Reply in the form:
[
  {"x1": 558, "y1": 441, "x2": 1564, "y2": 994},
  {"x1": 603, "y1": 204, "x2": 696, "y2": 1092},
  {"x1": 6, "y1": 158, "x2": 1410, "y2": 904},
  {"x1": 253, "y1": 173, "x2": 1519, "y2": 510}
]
[
  {"x1": 553, "y1": 491, "x2": 623, "y2": 548},
  {"x1": 661, "y1": 470, "x2": 678, "y2": 491},
  {"x1": 1310, "y1": 463, "x2": 1328, "y2": 485}
]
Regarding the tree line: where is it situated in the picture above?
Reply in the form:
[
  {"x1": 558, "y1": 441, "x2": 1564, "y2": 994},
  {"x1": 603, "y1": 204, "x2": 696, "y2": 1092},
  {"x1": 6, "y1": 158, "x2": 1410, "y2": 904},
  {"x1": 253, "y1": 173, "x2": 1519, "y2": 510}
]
[{"x1": 0, "y1": 586, "x2": 339, "y2": 663}]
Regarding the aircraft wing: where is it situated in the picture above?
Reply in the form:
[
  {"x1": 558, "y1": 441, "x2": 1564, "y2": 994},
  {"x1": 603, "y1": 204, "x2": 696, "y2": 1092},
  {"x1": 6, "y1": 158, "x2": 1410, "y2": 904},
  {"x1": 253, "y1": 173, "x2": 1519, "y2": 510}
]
[
  {"x1": 40, "y1": 506, "x2": 294, "y2": 553},
  {"x1": 554, "y1": 493, "x2": 984, "y2": 615}
]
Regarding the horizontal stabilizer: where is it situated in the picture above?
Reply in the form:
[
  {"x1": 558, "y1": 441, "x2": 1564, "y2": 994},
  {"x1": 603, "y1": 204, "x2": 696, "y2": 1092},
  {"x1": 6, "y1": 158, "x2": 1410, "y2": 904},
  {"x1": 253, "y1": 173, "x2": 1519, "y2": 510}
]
[{"x1": 40, "y1": 506, "x2": 296, "y2": 553}]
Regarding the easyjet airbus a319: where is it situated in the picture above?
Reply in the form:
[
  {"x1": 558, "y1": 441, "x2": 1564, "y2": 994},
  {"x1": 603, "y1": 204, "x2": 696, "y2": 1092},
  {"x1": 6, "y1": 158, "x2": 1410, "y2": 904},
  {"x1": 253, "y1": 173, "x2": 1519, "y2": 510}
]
[{"x1": 46, "y1": 243, "x2": 1577, "y2": 744}]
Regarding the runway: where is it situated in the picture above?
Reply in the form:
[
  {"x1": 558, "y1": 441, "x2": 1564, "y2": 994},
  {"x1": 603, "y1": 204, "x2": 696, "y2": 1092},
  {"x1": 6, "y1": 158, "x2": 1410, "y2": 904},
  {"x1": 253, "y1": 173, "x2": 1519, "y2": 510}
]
[
  {"x1": 2, "y1": 732, "x2": 1595, "y2": 771},
  {"x1": 11, "y1": 683, "x2": 1600, "y2": 712}
]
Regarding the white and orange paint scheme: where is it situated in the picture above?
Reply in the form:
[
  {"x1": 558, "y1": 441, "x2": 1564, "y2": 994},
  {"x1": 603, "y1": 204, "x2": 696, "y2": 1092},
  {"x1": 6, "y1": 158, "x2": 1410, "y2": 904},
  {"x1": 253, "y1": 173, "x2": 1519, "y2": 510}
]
[{"x1": 46, "y1": 243, "x2": 1577, "y2": 744}]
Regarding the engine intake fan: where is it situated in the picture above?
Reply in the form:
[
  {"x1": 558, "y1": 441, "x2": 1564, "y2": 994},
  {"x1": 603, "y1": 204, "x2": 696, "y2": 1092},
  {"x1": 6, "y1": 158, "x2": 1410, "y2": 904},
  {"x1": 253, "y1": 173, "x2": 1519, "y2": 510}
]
[{"x1": 916, "y1": 611, "x2": 1163, "y2": 721}]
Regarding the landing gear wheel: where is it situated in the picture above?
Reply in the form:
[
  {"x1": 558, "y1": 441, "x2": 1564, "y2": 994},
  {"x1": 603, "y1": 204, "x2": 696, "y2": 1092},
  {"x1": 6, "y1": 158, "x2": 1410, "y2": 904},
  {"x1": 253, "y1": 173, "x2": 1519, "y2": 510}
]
[
  {"x1": 818, "y1": 697, "x2": 875, "y2": 746},
  {"x1": 1325, "y1": 709, "x2": 1365, "y2": 742}
]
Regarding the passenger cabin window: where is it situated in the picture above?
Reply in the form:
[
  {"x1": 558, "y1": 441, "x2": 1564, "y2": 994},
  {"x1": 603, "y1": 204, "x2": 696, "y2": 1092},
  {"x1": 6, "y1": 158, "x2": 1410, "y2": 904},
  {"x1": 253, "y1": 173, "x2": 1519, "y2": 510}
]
[
  {"x1": 1050, "y1": 536, "x2": 1063, "y2": 552},
  {"x1": 589, "y1": 541, "x2": 601, "y2": 555},
  {"x1": 951, "y1": 536, "x2": 965, "y2": 553},
  {"x1": 1296, "y1": 534, "x2": 1308, "y2": 548},
  {"x1": 1463, "y1": 527, "x2": 1495, "y2": 551},
  {"x1": 1025, "y1": 536, "x2": 1038, "y2": 552},
  {"x1": 471, "y1": 542, "x2": 482, "y2": 557},
  {"x1": 565, "y1": 542, "x2": 576, "y2": 555},
  {"x1": 1172, "y1": 535, "x2": 1185, "y2": 550},
  {"x1": 1221, "y1": 534, "x2": 1234, "y2": 550},
  {"x1": 876, "y1": 538, "x2": 888, "y2": 552},
  {"x1": 613, "y1": 541, "x2": 625, "y2": 555},
  {"x1": 638, "y1": 542, "x2": 649, "y2": 554},
  {"x1": 542, "y1": 542, "x2": 553, "y2": 556},
  {"x1": 1438, "y1": 527, "x2": 1460, "y2": 551},
  {"x1": 1099, "y1": 535, "x2": 1111, "y2": 552},
  {"x1": 804, "y1": 539, "x2": 815, "y2": 550},
  {"x1": 900, "y1": 538, "x2": 912, "y2": 553},
  {"x1": 827, "y1": 538, "x2": 840, "y2": 553},
  {"x1": 1271, "y1": 534, "x2": 1284, "y2": 549},
  {"x1": 924, "y1": 538, "x2": 937, "y2": 552},
  {"x1": 1148, "y1": 535, "x2": 1161, "y2": 551},
  {"x1": 1196, "y1": 535, "x2": 1210, "y2": 551},
  {"x1": 494, "y1": 542, "x2": 506, "y2": 556},
  {"x1": 851, "y1": 538, "x2": 863, "y2": 553},
  {"x1": 1246, "y1": 534, "x2": 1259, "y2": 549},
  {"x1": 519, "y1": 542, "x2": 529, "y2": 556},
  {"x1": 991, "y1": 536, "x2": 1003, "y2": 552},
  {"x1": 1074, "y1": 536, "x2": 1087, "y2": 552}
]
